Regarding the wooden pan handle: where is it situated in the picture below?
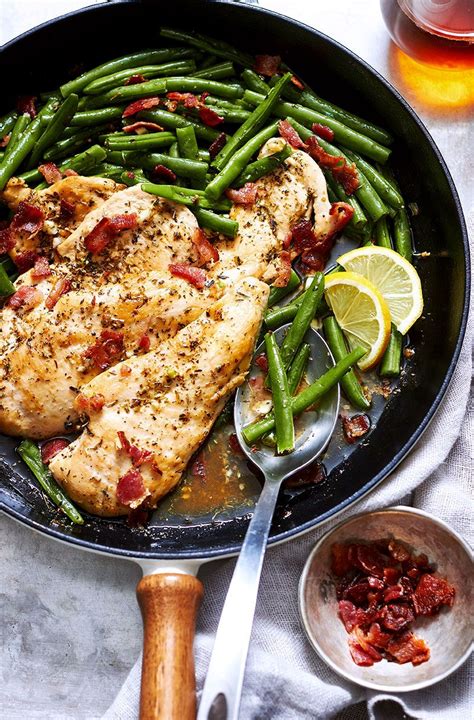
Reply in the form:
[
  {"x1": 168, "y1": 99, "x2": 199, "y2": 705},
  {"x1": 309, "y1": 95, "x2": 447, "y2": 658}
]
[{"x1": 137, "y1": 572, "x2": 204, "y2": 720}]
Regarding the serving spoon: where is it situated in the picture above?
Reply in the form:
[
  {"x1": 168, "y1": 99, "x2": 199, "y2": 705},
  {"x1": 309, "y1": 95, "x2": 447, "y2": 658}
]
[{"x1": 198, "y1": 325, "x2": 340, "y2": 720}]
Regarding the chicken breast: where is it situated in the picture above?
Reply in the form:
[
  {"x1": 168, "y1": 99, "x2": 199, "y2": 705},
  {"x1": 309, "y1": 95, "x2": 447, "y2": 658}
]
[{"x1": 49, "y1": 278, "x2": 268, "y2": 516}]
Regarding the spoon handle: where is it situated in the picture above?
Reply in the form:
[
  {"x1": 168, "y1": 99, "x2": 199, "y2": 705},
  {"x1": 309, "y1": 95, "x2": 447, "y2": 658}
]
[{"x1": 197, "y1": 476, "x2": 282, "y2": 720}]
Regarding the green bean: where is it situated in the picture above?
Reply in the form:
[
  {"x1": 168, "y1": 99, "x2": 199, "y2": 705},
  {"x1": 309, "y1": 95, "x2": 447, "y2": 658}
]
[
  {"x1": 28, "y1": 94, "x2": 79, "y2": 168},
  {"x1": 351, "y1": 166, "x2": 389, "y2": 222},
  {"x1": 17, "y1": 440, "x2": 84, "y2": 524},
  {"x1": 60, "y1": 145, "x2": 107, "y2": 174},
  {"x1": 265, "y1": 333, "x2": 295, "y2": 454},
  {"x1": 160, "y1": 27, "x2": 254, "y2": 68},
  {"x1": 105, "y1": 150, "x2": 138, "y2": 167},
  {"x1": 141, "y1": 182, "x2": 231, "y2": 212},
  {"x1": 139, "y1": 108, "x2": 221, "y2": 142},
  {"x1": 193, "y1": 61, "x2": 236, "y2": 80},
  {"x1": 105, "y1": 132, "x2": 176, "y2": 151},
  {"x1": 166, "y1": 77, "x2": 243, "y2": 99},
  {"x1": 0, "y1": 263, "x2": 15, "y2": 296},
  {"x1": 375, "y1": 216, "x2": 392, "y2": 248},
  {"x1": 3, "y1": 114, "x2": 30, "y2": 161},
  {"x1": 243, "y1": 90, "x2": 391, "y2": 164},
  {"x1": 265, "y1": 299, "x2": 303, "y2": 330},
  {"x1": 121, "y1": 169, "x2": 147, "y2": 186},
  {"x1": 240, "y1": 69, "x2": 269, "y2": 94},
  {"x1": 198, "y1": 54, "x2": 218, "y2": 70},
  {"x1": 71, "y1": 107, "x2": 124, "y2": 126},
  {"x1": 268, "y1": 269, "x2": 301, "y2": 307},
  {"x1": 242, "y1": 347, "x2": 365, "y2": 444},
  {"x1": 232, "y1": 144, "x2": 292, "y2": 187},
  {"x1": 379, "y1": 326, "x2": 403, "y2": 377},
  {"x1": 287, "y1": 343, "x2": 311, "y2": 395},
  {"x1": 83, "y1": 60, "x2": 197, "y2": 95},
  {"x1": 140, "y1": 153, "x2": 208, "y2": 182},
  {"x1": 84, "y1": 78, "x2": 167, "y2": 107},
  {"x1": 60, "y1": 47, "x2": 195, "y2": 97},
  {"x1": 323, "y1": 316, "x2": 370, "y2": 410},
  {"x1": 198, "y1": 149, "x2": 211, "y2": 163},
  {"x1": 393, "y1": 207, "x2": 412, "y2": 262},
  {"x1": 43, "y1": 125, "x2": 108, "y2": 161},
  {"x1": 0, "y1": 110, "x2": 18, "y2": 137},
  {"x1": 278, "y1": 273, "x2": 324, "y2": 369},
  {"x1": 206, "y1": 121, "x2": 279, "y2": 200},
  {"x1": 199, "y1": 103, "x2": 250, "y2": 125},
  {"x1": 342, "y1": 148, "x2": 404, "y2": 209},
  {"x1": 85, "y1": 162, "x2": 125, "y2": 180},
  {"x1": 191, "y1": 207, "x2": 238, "y2": 237},
  {"x1": 176, "y1": 126, "x2": 199, "y2": 160},
  {"x1": 214, "y1": 73, "x2": 292, "y2": 170}
]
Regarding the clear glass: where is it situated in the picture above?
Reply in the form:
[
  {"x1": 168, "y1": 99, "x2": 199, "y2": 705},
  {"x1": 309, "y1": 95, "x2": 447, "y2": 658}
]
[{"x1": 380, "y1": 0, "x2": 474, "y2": 69}]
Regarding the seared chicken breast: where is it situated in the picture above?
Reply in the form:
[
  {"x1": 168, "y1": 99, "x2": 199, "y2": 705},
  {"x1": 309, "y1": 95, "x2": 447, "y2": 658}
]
[{"x1": 49, "y1": 278, "x2": 268, "y2": 516}]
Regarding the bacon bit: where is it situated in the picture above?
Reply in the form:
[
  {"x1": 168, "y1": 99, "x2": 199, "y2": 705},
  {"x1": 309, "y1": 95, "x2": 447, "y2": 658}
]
[
  {"x1": 83, "y1": 329, "x2": 124, "y2": 370},
  {"x1": 388, "y1": 539, "x2": 411, "y2": 563},
  {"x1": 278, "y1": 119, "x2": 306, "y2": 149},
  {"x1": 84, "y1": 213, "x2": 138, "y2": 254},
  {"x1": 45, "y1": 277, "x2": 71, "y2": 310},
  {"x1": 63, "y1": 168, "x2": 78, "y2": 177},
  {"x1": 14, "y1": 250, "x2": 39, "y2": 273},
  {"x1": 332, "y1": 544, "x2": 353, "y2": 577},
  {"x1": 117, "y1": 431, "x2": 153, "y2": 467},
  {"x1": 60, "y1": 198, "x2": 75, "y2": 220},
  {"x1": 200, "y1": 92, "x2": 210, "y2": 103},
  {"x1": 199, "y1": 106, "x2": 224, "y2": 127},
  {"x1": 6, "y1": 285, "x2": 42, "y2": 311},
  {"x1": 325, "y1": 201, "x2": 354, "y2": 238},
  {"x1": 17, "y1": 95, "x2": 37, "y2": 117},
  {"x1": 290, "y1": 75, "x2": 305, "y2": 90},
  {"x1": 138, "y1": 333, "x2": 151, "y2": 351},
  {"x1": 117, "y1": 468, "x2": 148, "y2": 507},
  {"x1": 254, "y1": 54, "x2": 281, "y2": 77},
  {"x1": 191, "y1": 457, "x2": 206, "y2": 479},
  {"x1": 273, "y1": 249, "x2": 292, "y2": 288},
  {"x1": 7, "y1": 202, "x2": 45, "y2": 249},
  {"x1": 192, "y1": 228, "x2": 219, "y2": 265},
  {"x1": 169, "y1": 262, "x2": 206, "y2": 289},
  {"x1": 31, "y1": 255, "x2": 51, "y2": 280},
  {"x1": 254, "y1": 353, "x2": 269, "y2": 374},
  {"x1": 0, "y1": 226, "x2": 14, "y2": 254},
  {"x1": 228, "y1": 433, "x2": 244, "y2": 455},
  {"x1": 0, "y1": 134, "x2": 10, "y2": 148},
  {"x1": 41, "y1": 438, "x2": 70, "y2": 465},
  {"x1": 120, "y1": 364, "x2": 132, "y2": 377},
  {"x1": 283, "y1": 461, "x2": 326, "y2": 489},
  {"x1": 38, "y1": 162, "x2": 62, "y2": 185},
  {"x1": 348, "y1": 636, "x2": 376, "y2": 666},
  {"x1": 413, "y1": 573, "x2": 455, "y2": 616},
  {"x1": 122, "y1": 97, "x2": 161, "y2": 118},
  {"x1": 386, "y1": 631, "x2": 430, "y2": 665},
  {"x1": 225, "y1": 183, "x2": 258, "y2": 206},
  {"x1": 209, "y1": 131, "x2": 227, "y2": 159},
  {"x1": 342, "y1": 413, "x2": 370, "y2": 444},
  {"x1": 76, "y1": 392, "x2": 105, "y2": 413},
  {"x1": 311, "y1": 122, "x2": 335, "y2": 142},
  {"x1": 151, "y1": 164, "x2": 177, "y2": 182},
  {"x1": 165, "y1": 99, "x2": 178, "y2": 113},
  {"x1": 166, "y1": 91, "x2": 200, "y2": 109},
  {"x1": 123, "y1": 121, "x2": 164, "y2": 134},
  {"x1": 306, "y1": 135, "x2": 360, "y2": 194},
  {"x1": 89, "y1": 394, "x2": 106, "y2": 411},
  {"x1": 124, "y1": 73, "x2": 146, "y2": 85}
]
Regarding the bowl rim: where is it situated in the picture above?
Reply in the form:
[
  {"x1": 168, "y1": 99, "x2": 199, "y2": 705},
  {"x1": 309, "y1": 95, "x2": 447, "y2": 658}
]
[{"x1": 298, "y1": 505, "x2": 473, "y2": 692}]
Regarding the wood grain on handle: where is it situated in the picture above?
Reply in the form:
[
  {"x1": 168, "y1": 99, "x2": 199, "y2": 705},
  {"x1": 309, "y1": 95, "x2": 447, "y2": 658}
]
[{"x1": 137, "y1": 572, "x2": 204, "y2": 720}]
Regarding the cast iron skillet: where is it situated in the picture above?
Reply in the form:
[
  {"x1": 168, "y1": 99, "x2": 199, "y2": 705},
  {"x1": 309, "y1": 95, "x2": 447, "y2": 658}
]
[{"x1": 0, "y1": 1, "x2": 469, "y2": 717}]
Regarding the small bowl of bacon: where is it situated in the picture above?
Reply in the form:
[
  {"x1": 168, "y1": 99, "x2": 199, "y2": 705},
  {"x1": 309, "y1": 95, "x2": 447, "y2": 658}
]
[{"x1": 298, "y1": 506, "x2": 473, "y2": 692}]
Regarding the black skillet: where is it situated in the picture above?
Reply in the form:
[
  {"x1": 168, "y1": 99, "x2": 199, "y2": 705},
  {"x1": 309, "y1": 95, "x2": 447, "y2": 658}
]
[{"x1": 0, "y1": 1, "x2": 470, "y2": 718}]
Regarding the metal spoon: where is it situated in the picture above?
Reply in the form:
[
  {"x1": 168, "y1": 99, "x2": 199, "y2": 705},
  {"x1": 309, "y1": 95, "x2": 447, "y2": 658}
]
[{"x1": 198, "y1": 325, "x2": 340, "y2": 720}]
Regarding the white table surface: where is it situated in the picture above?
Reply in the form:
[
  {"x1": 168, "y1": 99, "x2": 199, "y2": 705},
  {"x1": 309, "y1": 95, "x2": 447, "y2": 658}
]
[{"x1": 1, "y1": 2, "x2": 472, "y2": 719}]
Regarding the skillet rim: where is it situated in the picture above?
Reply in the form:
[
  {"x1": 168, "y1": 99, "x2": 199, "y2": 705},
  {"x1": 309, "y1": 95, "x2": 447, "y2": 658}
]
[{"x1": 0, "y1": 0, "x2": 470, "y2": 560}]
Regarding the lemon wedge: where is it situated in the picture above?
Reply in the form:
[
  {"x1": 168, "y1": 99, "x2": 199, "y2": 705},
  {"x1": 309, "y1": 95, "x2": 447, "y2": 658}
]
[
  {"x1": 336, "y1": 246, "x2": 423, "y2": 335},
  {"x1": 324, "y1": 272, "x2": 391, "y2": 370}
]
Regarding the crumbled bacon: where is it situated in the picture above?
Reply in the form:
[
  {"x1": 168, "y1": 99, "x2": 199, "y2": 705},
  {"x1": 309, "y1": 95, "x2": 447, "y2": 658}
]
[
  {"x1": 31, "y1": 255, "x2": 51, "y2": 280},
  {"x1": 331, "y1": 539, "x2": 455, "y2": 668},
  {"x1": 4, "y1": 202, "x2": 45, "y2": 252},
  {"x1": 254, "y1": 55, "x2": 281, "y2": 77},
  {"x1": 117, "y1": 431, "x2": 153, "y2": 467},
  {"x1": 6, "y1": 285, "x2": 42, "y2": 311},
  {"x1": 199, "y1": 106, "x2": 224, "y2": 127},
  {"x1": 60, "y1": 198, "x2": 75, "y2": 220},
  {"x1": 228, "y1": 433, "x2": 244, "y2": 455},
  {"x1": 124, "y1": 73, "x2": 147, "y2": 85},
  {"x1": 311, "y1": 122, "x2": 335, "y2": 142},
  {"x1": 192, "y1": 228, "x2": 219, "y2": 264},
  {"x1": 76, "y1": 393, "x2": 105, "y2": 413},
  {"x1": 45, "y1": 277, "x2": 71, "y2": 310},
  {"x1": 191, "y1": 456, "x2": 207, "y2": 479},
  {"x1": 169, "y1": 262, "x2": 206, "y2": 289},
  {"x1": 14, "y1": 250, "x2": 39, "y2": 273},
  {"x1": 17, "y1": 95, "x2": 37, "y2": 117},
  {"x1": 84, "y1": 213, "x2": 138, "y2": 254},
  {"x1": 83, "y1": 329, "x2": 124, "y2": 370},
  {"x1": 117, "y1": 468, "x2": 148, "y2": 507},
  {"x1": 166, "y1": 91, "x2": 200, "y2": 109},
  {"x1": 41, "y1": 438, "x2": 70, "y2": 465},
  {"x1": 273, "y1": 249, "x2": 292, "y2": 288},
  {"x1": 254, "y1": 353, "x2": 269, "y2": 374},
  {"x1": 283, "y1": 461, "x2": 326, "y2": 489},
  {"x1": 0, "y1": 134, "x2": 10, "y2": 148},
  {"x1": 306, "y1": 135, "x2": 360, "y2": 194},
  {"x1": 209, "y1": 131, "x2": 227, "y2": 159},
  {"x1": 342, "y1": 413, "x2": 370, "y2": 444},
  {"x1": 63, "y1": 168, "x2": 78, "y2": 177},
  {"x1": 0, "y1": 226, "x2": 14, "y2": 254},
  {"x1": 138, "y1": 333, "x2": 151, "y2": 351},
  {"x1": 324, "y1": 201, "x2": 354, "y2": 238},
  {"x1": 151, "y1": 164, "x2": 177, "y2": 182},
  {"x1": 278, "y1": 119, "x2": 306, "y2": 149},
  {"x1": 225, "y1": 182, "x2": 258, "y2": 206},
  {"x1": 38, "y1": 162, "x2": 62, "y2": 185},
  {"x1": 123, "y1": 121, "x2": 164, "y2": 134},
  {"x1": 290, "y1": 75, "x2": 305, "y2": 90},
  {"x1": 122, "y1": 97, "x2": 161, "y2": 118}
]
